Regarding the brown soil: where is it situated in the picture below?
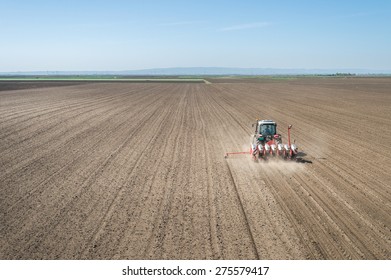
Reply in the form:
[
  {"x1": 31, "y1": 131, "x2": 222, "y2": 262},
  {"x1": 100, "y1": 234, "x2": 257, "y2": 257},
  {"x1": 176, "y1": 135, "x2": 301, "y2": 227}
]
[
  {"x1": 0, "y1": 81, "x2": 89, "y2": 92},
  {"x1": 0, "y1": 78, "x2": 390, "y2": 259}
]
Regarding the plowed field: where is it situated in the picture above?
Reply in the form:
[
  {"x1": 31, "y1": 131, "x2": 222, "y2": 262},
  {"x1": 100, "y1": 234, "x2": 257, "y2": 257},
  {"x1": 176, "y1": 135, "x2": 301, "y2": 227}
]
[{"x1": 1, "y1": 78, "x2": 390, "y2": 259}]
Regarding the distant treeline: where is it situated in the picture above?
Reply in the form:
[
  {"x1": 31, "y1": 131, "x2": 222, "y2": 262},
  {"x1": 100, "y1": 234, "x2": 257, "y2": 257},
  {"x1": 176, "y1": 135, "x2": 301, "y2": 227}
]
[{"x1": 331, "y1": 73, "x2": 356, "y2": 76}]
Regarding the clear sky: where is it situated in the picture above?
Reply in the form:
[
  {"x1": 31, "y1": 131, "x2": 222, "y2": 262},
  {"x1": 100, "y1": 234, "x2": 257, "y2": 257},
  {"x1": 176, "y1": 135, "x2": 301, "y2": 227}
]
[{"x1": 1, "y1": 0, "x2": 390, "y2": 71}]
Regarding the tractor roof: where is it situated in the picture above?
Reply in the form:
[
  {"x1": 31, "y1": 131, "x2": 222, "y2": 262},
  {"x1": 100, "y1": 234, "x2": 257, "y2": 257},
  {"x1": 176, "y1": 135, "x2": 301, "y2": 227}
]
[{"x1": 258, "y1": 120, "x2": 276, "y2": 125}]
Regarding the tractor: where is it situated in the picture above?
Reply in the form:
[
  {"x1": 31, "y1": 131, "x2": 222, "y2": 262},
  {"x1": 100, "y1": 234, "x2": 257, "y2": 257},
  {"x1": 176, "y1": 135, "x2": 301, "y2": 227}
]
[
  {"x1": 224, "y1": 119, "x2": 300, "y2": 161},
  {"x1": 250, "y1": 120, "x2": 297, "y2": 161}
]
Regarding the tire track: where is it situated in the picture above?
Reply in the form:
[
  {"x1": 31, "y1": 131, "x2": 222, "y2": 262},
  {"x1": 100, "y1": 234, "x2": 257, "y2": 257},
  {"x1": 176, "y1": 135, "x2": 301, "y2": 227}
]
[{"x1": 224, "y1": 161, "x2": 260, "y2": 259}]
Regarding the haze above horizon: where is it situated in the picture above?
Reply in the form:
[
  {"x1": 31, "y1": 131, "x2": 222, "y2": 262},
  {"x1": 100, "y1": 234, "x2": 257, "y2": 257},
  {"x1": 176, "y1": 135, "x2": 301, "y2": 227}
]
[{"x1": 1, "y1": 0, "x2": 390, "y2": 72}]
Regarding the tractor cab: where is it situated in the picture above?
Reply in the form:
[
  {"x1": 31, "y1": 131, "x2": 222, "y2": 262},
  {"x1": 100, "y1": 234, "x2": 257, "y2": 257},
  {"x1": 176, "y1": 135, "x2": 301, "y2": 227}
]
[
  {"x1": 253, "y1": 120, "x2": 280, "y2": 144},
  {"x1": 256, "y1": 120, "x2": 277, "y2": 135},
  {"x1": 259, "y1": 121, "x2": 276, "y2": 136}
]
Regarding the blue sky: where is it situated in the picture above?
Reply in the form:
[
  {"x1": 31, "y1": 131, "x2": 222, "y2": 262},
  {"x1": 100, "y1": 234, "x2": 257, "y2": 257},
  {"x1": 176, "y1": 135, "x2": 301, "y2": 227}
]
[{"x1": 1, "y1": 0, "x2": 390, "y2": 71}]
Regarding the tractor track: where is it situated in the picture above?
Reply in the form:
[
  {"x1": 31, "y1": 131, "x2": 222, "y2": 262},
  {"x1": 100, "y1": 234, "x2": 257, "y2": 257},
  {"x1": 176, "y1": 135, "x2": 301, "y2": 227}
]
[{"x1": 224, "y1": 161, "x2": 260, "y2": 259}]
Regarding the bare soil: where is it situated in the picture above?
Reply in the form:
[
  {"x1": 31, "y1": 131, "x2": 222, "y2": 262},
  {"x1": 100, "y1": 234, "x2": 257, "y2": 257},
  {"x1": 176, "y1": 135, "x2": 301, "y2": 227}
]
[
  {"x1": 0, "y1": 81, "x2": 89, "y2": 92},
  {"x1": 0, "y1": 78, "x2": 390, "y2": 259}
]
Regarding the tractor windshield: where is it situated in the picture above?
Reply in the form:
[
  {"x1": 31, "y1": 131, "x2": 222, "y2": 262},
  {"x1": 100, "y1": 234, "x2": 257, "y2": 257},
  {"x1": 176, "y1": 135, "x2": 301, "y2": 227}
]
[{"x1": 260, "y1": 124, "x2": 276, "y2": 135}]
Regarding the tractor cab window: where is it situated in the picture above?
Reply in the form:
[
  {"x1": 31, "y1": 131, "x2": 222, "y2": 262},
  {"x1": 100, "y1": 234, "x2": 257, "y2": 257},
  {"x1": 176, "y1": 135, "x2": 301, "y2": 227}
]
[{"x1": 259, "y1": 124, "x2": 276, "y2": 135}]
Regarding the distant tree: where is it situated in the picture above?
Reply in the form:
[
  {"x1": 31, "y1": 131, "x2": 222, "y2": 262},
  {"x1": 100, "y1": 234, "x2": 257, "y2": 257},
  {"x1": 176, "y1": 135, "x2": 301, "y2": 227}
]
[{"x1": 334, "y1": 72, "x2": 356, "y2": 76}]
